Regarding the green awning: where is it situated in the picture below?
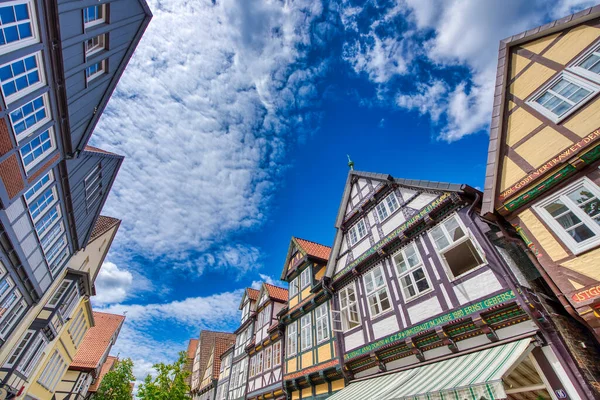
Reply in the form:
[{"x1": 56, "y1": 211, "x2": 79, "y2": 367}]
[{"x1": 328, "y1": 338, "x2": 533, "y2": 400}]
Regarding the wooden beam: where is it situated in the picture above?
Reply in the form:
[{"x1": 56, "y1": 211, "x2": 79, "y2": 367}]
[{"x1": 505, "y1": 384, "x2": 547, "y2": 394}]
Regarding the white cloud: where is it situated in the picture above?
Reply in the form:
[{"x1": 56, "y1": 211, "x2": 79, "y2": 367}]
[
  {"x1": 344, "y1": 34, "x2": 411, "y2": 83},
  {"x1": 92, "y1": 0, "x2": 329, "y2": 273},
  {"x1": 342, "y1": 0, "x2": 596, "y2": 141},
  {"x1": 93, "y1": 262, "x2": 133, "y2": 305},
  {"x1": 251, "y1": 273, "x2": 288, "y2": 290}
]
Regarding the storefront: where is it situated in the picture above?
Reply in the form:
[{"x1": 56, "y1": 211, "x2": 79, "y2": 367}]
[{"x1": 327, "y1": 337, "x2": 579, "y2": 400}]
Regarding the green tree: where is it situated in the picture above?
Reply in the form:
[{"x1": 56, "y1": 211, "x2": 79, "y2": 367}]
[
  {"x1": 94, "y1": 358, "x2": 135, "y2": 400},
  {"x1": 137, "y1": 351, "x2": 190, "y2": 400}
]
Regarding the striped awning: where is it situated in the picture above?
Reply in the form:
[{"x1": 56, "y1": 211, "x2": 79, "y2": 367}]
[{"x1": 328, "y1": 338, "x2": 532, "y2": 400}]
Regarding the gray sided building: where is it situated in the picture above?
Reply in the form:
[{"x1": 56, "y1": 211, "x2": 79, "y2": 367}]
[
  {"x1": 0, "y1": 0, "x2": 150, "y2": 396},
  {"x1": 323, "y1": 170, "x2": 595, "y2": 400}
]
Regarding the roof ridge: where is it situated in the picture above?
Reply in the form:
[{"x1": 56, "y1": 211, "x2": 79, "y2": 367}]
[
  {"x1": 294, "y1": 237, "x2": 331, "y2": 249},
  {"x1": 92, "y1": 311, "x2": 125, "y2": 319},
  {"x1": 263, "y1": 282, "x2": 288, "y2": 290}
]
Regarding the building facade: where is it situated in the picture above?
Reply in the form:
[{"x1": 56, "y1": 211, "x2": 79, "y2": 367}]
[
  {"x1": 0, "y1": 214, "x2": 120, "y2": 398},
  {"x1": 197, "y1": 336, "x2": 235, "y2": 400},
  {"x1": 0, "y1": 0, "x2": 150, "y2": 396},
  {"x1": 190, "y1": 330, "x2": 236, "y2": 399},
  {"x1": 322, "y1": 170, "x2": 593, "y2": 399},
  {"x1": 228, "y1": 288, "x2": 258, "y2": 400},
  {"x1": 246, "y1": 283, "x2": 288, "y2": 400},
  {"x1": 186, "y1": 338, "x2": 199, "y2": 390},
  {"x1": 215, "y1": 346, "x2": 233, "y2": 400},
  {"x1": 280, "y1": 238, "x2": 344, "y2": 400},
  {"x1": 54, "y1": 312, "x2": 125, "y2": 400}
]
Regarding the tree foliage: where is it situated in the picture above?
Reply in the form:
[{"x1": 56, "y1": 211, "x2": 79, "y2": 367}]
[
  {"x1": 137, "y1": 351, "x2": 190, "y2": 400},
  {"x1": 94, "y1": 358, "x2": 135, "y2": 400}
]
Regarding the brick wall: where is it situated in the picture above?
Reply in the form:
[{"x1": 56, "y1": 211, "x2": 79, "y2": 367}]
[{"x1": 0, "y1": 154, "x2": 23, "y2": 199}]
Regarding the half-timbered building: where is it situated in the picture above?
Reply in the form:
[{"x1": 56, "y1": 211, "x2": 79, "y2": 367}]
[
  {"x1": 280, "y1": 237, "x2": 345, "y2": 400},
  {"x1": 228, "y1": 288, "x2": 258, "y2": 400},
  {"x1": 481, "y1": 4, "x2": 600, "y2": 359},
  {"x1": 197, "y1": 336, "x2": 236, "y2": 400},
  {"x1": 246, "y1": 283, "x2": 288, "y2": 400},
  {"x1": 215, "y1": 345, "x2": 233, "y2": 400},
  {"x1": 191, "y1": 330, "x2": 236, "y2": 399},
  {"x1": 323, "y1": 170, "x2": 594, "y2": 399}
]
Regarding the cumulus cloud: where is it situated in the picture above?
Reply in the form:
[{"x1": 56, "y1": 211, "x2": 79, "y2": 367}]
[
  {"x1": 93, "y1": 262, "x2": 133, "y2": 305},
  {"x1": 92, "y1": 0, "x2": 331, "y2": 273},
  {"x1": 251, "y1": 273, "x2": 288, "y2": 290},
  {"x1": 341, "y1": 0, "x2": 597, "y2": 141}
]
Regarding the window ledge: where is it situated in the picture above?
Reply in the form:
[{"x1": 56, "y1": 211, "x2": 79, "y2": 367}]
[{"x1": 402, "y1": 287, "x2": 435, "y2": 305}]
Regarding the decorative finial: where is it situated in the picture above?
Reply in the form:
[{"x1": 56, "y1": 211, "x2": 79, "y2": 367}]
[{"x1": 347, "y1": 155, "x2": 354, "y2": 170}]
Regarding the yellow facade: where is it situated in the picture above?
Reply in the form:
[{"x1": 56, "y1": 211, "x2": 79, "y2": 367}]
[{"x1": 25, "y1": 297, "x2": 93, "y2": 399}]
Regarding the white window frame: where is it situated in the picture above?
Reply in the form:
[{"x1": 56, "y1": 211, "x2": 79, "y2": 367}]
[
  {"x1": 249, "y1": 355, "x2": 255, "y2": 378},
  {"x1": 28, "y1": 185, "x2": 58, "y2": 223},
  {"x1": 37, "y1": 349, "x2": 67, "y2": 391},
  {"x1": 20, "y1": 127, "x2": 57, "y2": 171},
  {"x1": 569, "y1": 40, "x2": 600, "y2": 84},
  {"x1": 83, "y1": 4, "x2": 106, "y2": 29},
  {"x1": 273, "y1": 341, "x2": 281, "y2": 365},
  {"x1": 9, "y1": 92, "x2": 51, "y2": 142},
  {"x1": 85, "y1": 59, "x2": 106, "y2": 83},
  {"x1": 16, "y1": 331, "x2": 46, "y2": 377},
  {"x1": 339, "y1": 282, "x2": 360, "y2": 331},
  {"x1": 287, "y1": 321, "x2": 297, "y2": 356},
  {"x1": 264, "y1": 345, "x2": 272, "y2": 370},
  {"x1": 375, "y1": 192, "x2": 400, "y2": 222},
  {"x1": 34, "y1": 202, "x2": 61, "y2": 239},
  {"x1": 289, "y1": 276, "x2": 298, "y2": 298},
  {"x1": 362, "y1": 265, "x2": 392, "y2": 318},
  {"x1": 392, "y1": 242, "x2": 433, "y2": 302},
  {"x1": 0, "y1": 51, "x2": 45, "y2": 104},
  {"x1": 527, "y1": 71, "x2": 600, "y2": 123},
  {"x1": 256, "y1": 351, "x2": 263, "y2": 374},
  {"x1": 427, "y1": 213, "x2": 486, "y2": 281},
  {"x1": 6, "y1": 329, "x2": 34, "y2": 367},
  {"x1": 315, "y1": 303, "x2": 330, "y2": 343},
  {"x1": 241, "y1": 301, "x2": 250, "y2": 323},
  {"x1": 68, "y1": 307, "x2": 88, "y2": 347},
  {"x1": 47, "y1": 279, "x2": 71, "y2": 308},
  {"x1": 24, "y1": 170, "x2": 54, "y2": 204},
  {"x1": 300, "y1": 313, "x2": 312, "y2": 351},
  {"x1": 0, "y1": 296, "x2": 25, "y2": 339},
  {"x1": 0, "y1": 0, "x2": 40, "y2": 56},
  {"x1": 534, "y1": 177, "x2": 600, "y2": 254},
  {"x1": 300, "y1": 266, "x2": 311, "y2": 289},
  {"x1": 348, "y1": 218, "x2": 367, "y2": 246},
  {"x1": 84, "y1": 33, "x2": 106, "y2": 58},
  {"x1": 40, "y1": 220, "x2": 64, "y2": 253}
]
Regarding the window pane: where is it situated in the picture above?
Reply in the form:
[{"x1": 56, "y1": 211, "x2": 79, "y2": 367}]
[
  {"x1": 405, "y1": 243, "x2": 419, "y2": 268},
  {"x1": 444, "y1": 217, "x2": 465, "y2": 241},
  {"x1": 413, "y1": 268, "x2": 430, "y2": 292},
  {"x1": 545, "y1": 200, "x2": 570, "y2": 217},
  {"x1": 568, "y1": 223, "x2": 596, "y2": 243},
  {"x1": 401, "y1": 275, "x2": 415, "y2": 298},
  {"x1": 555, "y1": 212, "x2": 581, "y2": 230},
  {"x1": 443, "y1": 239, "x2": 483, "y2": 277},
  {"x1": 430, "y1": 225, "x2": 449, "y2": 249},
  {"x1": 378, "y1": 289, "x2": 390, "y2": 311},
  {"x1": 582, "y1": 53, "x2": 600, "y2": 74}
]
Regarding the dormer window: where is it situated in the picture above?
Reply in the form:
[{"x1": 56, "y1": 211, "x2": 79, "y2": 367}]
[
  {"x1": 375, "y1": 192, "x2": 400, "y2": 221},
  {"x1": 348, "y1": 218, "x2": 367, "y2": 246},
  {"x1": 300, "y1": 267, "x2": 311, "y2": 289}
]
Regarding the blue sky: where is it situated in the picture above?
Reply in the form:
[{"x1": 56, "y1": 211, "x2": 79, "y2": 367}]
[{"x1": 86, "y1": 0, "x2": 595, "y2": 386}]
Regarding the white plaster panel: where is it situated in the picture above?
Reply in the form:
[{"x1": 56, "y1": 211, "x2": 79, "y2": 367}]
[
  {"x1": 456, "y1": 335, "x2": 491, "y2": 352},
  {"x1": 355, "y1": 366, "x2": 379, "y2": 379},
  {"x1": 423, "y1": 346, "x2": 451, "y2": 360},
  {"x1": 344, "y1": 330, "x2": 365, "y2": 351},
  {"x1": 428, "y1": 257, "x2": 440, "y2": 280},
  {"x1": 453, "y1": 270, "x2": 503, "y2": 305},
  {"x1": 407, "y1": 193, "x2": 438, "y2": 210},
  {"x1": 352, "y1": 237, "x2": 371, "y2": 258},
  {"x1": 359, "y1": 178, "x2": 368, "y2": 189},
  {"x1": 27, "y1": 249, "x2": 43, "y2": 272},
  {"x1": 33, "y1": 261, "x2": 48, "y2": 282},
  {"x1": 496, "y1": 321, "x2": 537, "y2": 340},
  {"x1": 440, "y1": 285, "x2": 453, "y2": 308},
  {"x1": 350, "y1": 183, "x2": 358, "y2": 198},
  {"x1": 361, "y1": 184, "x2": 370, "y2": 197},
  {"x1": 39, "y1": 274, "x2": 51, "y2": 292},
  {"x1": 345, "y1": 202, "x2": 353, "y2": 216},
  {"x1": 399, "y1": 188, "x2": 417, "y2": 200},
  {"x1": 372, "y1": 226, "x2": 380, "y2": 242},
  {"x1": 5, "y1": 198, "x2": 25, "y2": 223},
  {"x1": 419, "y1": 235, "x2": 429, "y2": 256},
  {"x1": 340, "y1": 235, "x2": 348, "y2": 254},
  {"x1": 381, "y1": 211, "x2": 407, "y2": 236},
  {"x1": 20, "y1": 232, "x2": 38, "y2": 257},
  {"x1": 372, "y1": 315, "x2": 399, "y2": 340},
  {"x1": 386, "y1": 355, "x2": 419, "y2": 371},
  {"x1": 335, "y1": 253, "x2": 348, "y2": 274},
  {"x1": 368, "y1": 210, "x2": 376, "y2": 226},
  {"x1": 407, "y1": 296, "x2": 442, "y2": 324},
  {"x1": 13, "y1": 214, "x2": 32, "y2": 242}
]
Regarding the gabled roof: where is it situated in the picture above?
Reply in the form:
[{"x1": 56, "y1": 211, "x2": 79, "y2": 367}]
[
  {"x1": 281, "y1": 237, "x2": 332, "y2": 279},
  {"x1": 187, "y1": 338, "x2": 199, "y2": 359},
  {"x1": 193, "y1": 330, "x2": 236, "y2": 391},
  {"x1": 482, "y1": 5, "x2": 600, "y2": 215},
  {"x1": 324, "y1": 169, "x2": 473, "y2": 279},
  {"x1": 71, "y1": 312, "x2": 125, "y2": 370},
  {"x1": 210, "y1": 337, "x2": 236, "y2": 380},
  {"x1": 239, "y1": 287, "x2": 260, "y2": 309},
  {"x1": 263, "y1": 283, "x2": 289, "y2": 303},
  {"x1": 88, "y1": 356, "x2": 117, "y2": 393},
  {"x1": 89, "y1": 216, "x2": 121, "y2": 243}
]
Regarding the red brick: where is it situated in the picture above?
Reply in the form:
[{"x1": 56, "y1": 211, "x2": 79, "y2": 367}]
[{"x1": 0, "y1": 154, "x2": 24, "y2": 199}]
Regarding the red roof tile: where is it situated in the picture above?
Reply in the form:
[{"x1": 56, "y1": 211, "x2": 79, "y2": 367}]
[
  {"x1": 211, "y1": 337, "x2": 236, "y2": 379},
  {"x1": 71, "y1": 312, "x2": 125, "y2": 370},
  {"x1": 295, "y1": 238, "x2": 331, "y2": 261},
  {"x1": 187, "y1": 338, "x2": 199, "y2": 359},
  {"x1": 84, "y1": 145, "x2": 118, "y2": 156},
  {"x1": 264, "y1": 283, "x2": 288, "y2": 303},
  {"x1": 88, "y1": 356, "x2": 117, "y2": 392},
  {"x1": 247, "y1": 288, "x2": 260, "y2": 301},
  {"x1": 89, "y1": 216, "x2": 121, "y2": 242}
]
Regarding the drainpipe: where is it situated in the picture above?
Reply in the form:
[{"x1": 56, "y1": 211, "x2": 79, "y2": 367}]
[{"x1": 466, "y1": 192, "x2": 595, "y2": 400}]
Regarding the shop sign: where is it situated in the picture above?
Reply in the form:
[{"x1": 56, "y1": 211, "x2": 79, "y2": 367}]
[
  {"x1": 334, "y1": 192, "x2": 452, "y2": 281},
  {"x1": 344, "y1": 290, "x2": 516, "y2": 360},
  {"x1": 571, "y1": 284, "x2": 600, "y2": 303},
  {"x1": 555, "y1": 389, "x2": 567, "y2": 398},
  {"x1": 500, "y1": 128, "x2": 600, "y2": 201}
]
